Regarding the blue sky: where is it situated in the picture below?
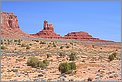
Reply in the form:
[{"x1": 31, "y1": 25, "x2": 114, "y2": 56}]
[{"x1": 2, "y1": 1, "x2": 121, "y2": 42}]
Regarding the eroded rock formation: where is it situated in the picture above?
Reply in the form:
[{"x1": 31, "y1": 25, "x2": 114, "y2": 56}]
[
  {"x1": 0, "y1": 12, "x2": 34, "y2": 39},
  {"x1": 1, "y1": 12, "x2": 112, "y2": 42},
  {"x1": 64, "y1": 32, "x2": 109, "y2": 42},
  {"x1": 31, "y1": 20, "x2": 62, "y2": 39}
]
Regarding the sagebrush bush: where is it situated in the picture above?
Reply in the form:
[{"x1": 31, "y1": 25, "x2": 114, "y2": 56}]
[
  {"x1": 21, "y1": 44, "x2": 27, "y2": 47},
  {"x1": 1, "y1": 45, "x2": 7, "y2": 50},
  {"x1": 66, "y1": 46, "x2": 70, "y2": 48},
  {"x1": 27, "y1": 57, "x2": 49, "y2": 69},
  {"x1": 38, "y1": 61, "x2": 47, "y2": 69},
  {"x1": 58, "y1": 62, "x2": 76, "y2": 74},
  {"x1": 27, "y1": 57, "x2": 39, "y2": 68},
  {"x1": 40, "y1": 41, "x2": 46, "y2": 44},
  {"x1": 59, "y1": 52, "x2": 66, "y2": 57},
  {"x1": 69, "y1": 53, "x2": 76, "y2": 61},
  {"x1": 68, "y1": 62, "x2": 76, "y2": 70},
  {"x1": 26, "y1": 45, "x2": 31, "y2": 49},
  {"x1": 43, "y1": 60, "x2": 49, "y2": 66},
  {"x1": 60, "y1": 46, "x2": 63, "y2": 49},
  {"x1": 47, "y1": 54, "x2": 51, "y2": 58},
  {"x1": 108, "y1": 52, "x2": 117, "y2": 61},
  {"x1": 59, "y1": 62, "x2": 71, "y2": 74}
]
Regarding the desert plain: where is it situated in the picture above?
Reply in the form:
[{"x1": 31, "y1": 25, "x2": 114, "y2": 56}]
[{"x1": 1, "y1": 39, "x2": 121, "y2": 81}]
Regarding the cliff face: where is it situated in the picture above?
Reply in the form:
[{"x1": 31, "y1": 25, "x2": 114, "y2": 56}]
[
  {"x1": 1, "y1": 12, "x2": 111, "y2": 42},
  {"x1": 31, "y1": 20, "x2": 63, "y2": 39},
  {"x1": 0, "y1": 12, "x2": 34, "y2": 39}
]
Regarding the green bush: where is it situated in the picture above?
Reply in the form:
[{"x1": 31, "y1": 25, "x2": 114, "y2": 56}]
[
  {"x1": 68, "y1": 62, "x2": 76, "y2": 70},
  {"x1": 35, "y1": 40, "x2": 39, "y2": 42},
  {"x1": 69, "y1": 53, "x2": 76, "y2": 61},
  {"x1": 70, "y1": 42, "x2": 73, "y2": 45},
  {"x1": 1, "y1": 40, "x2": 3, "y2": 44},
  {"x1": 59, "y1": 52, "x2": 66, "y2": 57},
  {"x1": 48, "y1": 45, "x2": 50, "y2": 47},
  {"x1": 47, "y1": 54, "x2": 51, "y2": 58},
  {"x1": 66, "y1": 46, "x2": 70, "y2": 48},
  {"x1": 21, "y1": 44, "x2": 27, "y2": 47},
  {"x1": 43, "y1": 60, "x2": 49, "y2": 66},
  {"x1": 27, "y1": 57, "x2": 49, "y2": 69},
  {"x1": 40, "y1": 41, "x2": 46, "y2": 44},
  {"x1": 1, "y1": 45, "x2": 7, "y2": 50},
  {"x1": 59, "y1": 62, "x2": 71, "y2": 74},
  {"x1": 14, "y1": 39, "x2": 18, "y2": 42},
  {"x1": 26, "y1": 45, "x2": 31, "y2": 49},
  {"x1": 27, "y1": 57, "x2": 39, "y2": 68},
  {"x1": 108, "y1": 52, "x2": 117, "y2": 61},
  {"x1": 112, "y1": 52, "x2": 117, "y2": 58},
  {"x1": 53, "y1": 44, "x2": 56, "y2": 47},
  {"x1": 60, "y1": 46, "x2": 64, "y2": 49},
  {"x1": 38, "y1": 61, "x2": 46, "y2": 69},
  {"x1": 58, "y1": 62, "x2": 76, "y2": 74}
]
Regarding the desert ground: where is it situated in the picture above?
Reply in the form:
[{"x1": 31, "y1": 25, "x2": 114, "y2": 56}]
[{"x1": 1, "y1": 39, "x2": 121, "y2": 81}]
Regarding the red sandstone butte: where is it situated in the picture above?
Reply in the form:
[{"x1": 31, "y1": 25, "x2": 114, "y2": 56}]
[
  {"x1": 64, "y1": 32, "x2": 110, "y2": 42},
  {"x1": 31, "y1": 20, "x2": 63, "y2": 39},
  {"x1": 0, "y1": 12, "x2": 34, "y2": 39}
]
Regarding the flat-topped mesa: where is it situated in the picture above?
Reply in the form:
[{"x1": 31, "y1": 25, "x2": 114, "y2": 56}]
[
  {"x1": 32, "y1": 20, "x2": 62, "y2": 39},
  {"x1": 64, "y1": 32, "x2": 110, "y2": 42}
]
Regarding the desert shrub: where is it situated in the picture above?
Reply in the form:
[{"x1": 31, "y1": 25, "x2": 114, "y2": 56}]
[
  {"x1": 17, "y1": 43, "x2": 21, "y2": 45},
  {"x1": 18, "y1": 39, "x2": 21, "y2": 43},
  {"x1": 43, "y1": 60, "x2": 49, "y2": 66},
  {"x1": 35, "y1": 40, "x2": 39, "y2": 42},
  {"x1": 58, "y1": 62, "x2": 76, "y2": 74},
  {"x1": 87, "y1": 77, "x2": 93, "y2": 81},
  {"x1": 38, "y1": 61, "x2": 47, "y2": 69},
  {"x1": 66, "y1": 46, "x2": 69, "y2": 48},
  {"x1": 68, "y1": 62, "x2": 76, "y2": 70},
  {"x1": 29, "y1": 43, "x2": 32, "y2": 46},
  {"x1": 11, "y1": 68, "x2": 18, "y2": 72},
  {"x1": 59, "y1": 62, "x2": 71, "y2": 74},
  {"x1": 47, "y1": 54, "x2": 51, "y2": 58},
  {"x1": 69, "y1": 53, "x2": 76, "y2": 61},
  {"x1": 59, "y1": 52, "x2": 66, "y2": 57},
  {"x1": 108, "y1": 52, "x2": 117, "y2": 61},
  {"x1": 60, "y1": 46, "x2": 64, "y2": 49},
  {"x1": 111, "y1": 52, "x2": 117, "y2": 58},
  {"x1": 1, "y1": 45, "x2": 7, "y2": 50},
  {"x1": 1, "y1": 40, "x2": 3, "y2": 44},
  {"x1": 21, "y1": 44, "x2": 27, "y2": 47},
  {"x1": 48, "y1": 45, "x2": 50, "y2": 47},
  {"x1": 70, "y1": 42, "x2": 73, "y2": 45},
  {"x1": 27, "y1": 57, "x2": 49, "y2": 69},
  {"x1": 40, "y1": 41, "x2": 46, "y2": 44},
  {"x1": 14, "y1": 39, "x2": 18, "y2": 42},
  {"x1": 27, "y1": 57, "x2": 39, "y2": 68},
  {"x1": 26, "y1": 45, "x2": 31, "y2": 49},
  {"x1": 53, "y1": 44, "x2": 56, "y2": 47}
]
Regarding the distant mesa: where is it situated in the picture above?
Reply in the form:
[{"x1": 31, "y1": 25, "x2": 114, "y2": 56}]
[
  {"x1": 0, "y1": 12, "x2": 112, "y2": 42},
  {"x1": 64, "y1": 32, "x2": 109, "y2": 42}
]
